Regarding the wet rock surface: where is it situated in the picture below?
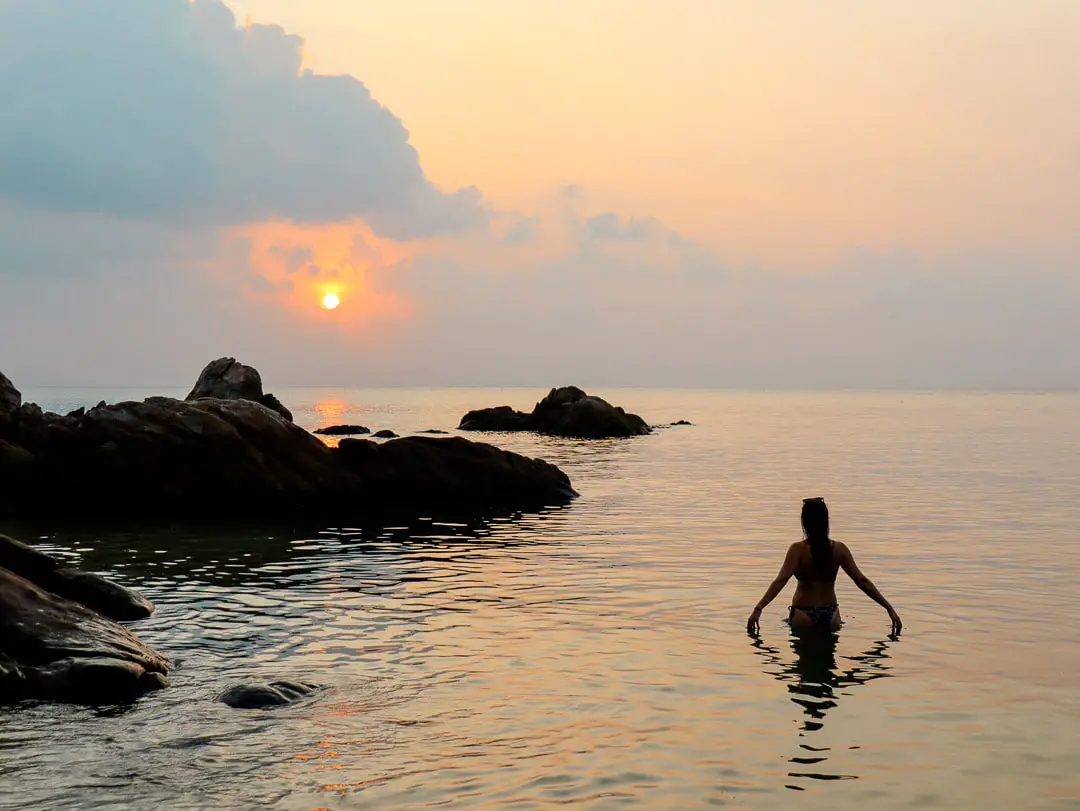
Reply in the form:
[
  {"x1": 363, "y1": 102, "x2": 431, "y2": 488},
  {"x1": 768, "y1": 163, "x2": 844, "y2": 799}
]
[
  {"x1": 0, "y1": 564, "x2": 169, "y2": 704},
  {"x1": 186, "y1": 357, "x2": 294, "y2": 422},
  {"x1": 0, "y1": 534, "x2": 154, "y2": 621},
  {"x1": 220, "y1": 680, "x2": 321, "y2": 709},
  {"x1": 459, "y1": 386, "x2": 651, "y2": 439}
]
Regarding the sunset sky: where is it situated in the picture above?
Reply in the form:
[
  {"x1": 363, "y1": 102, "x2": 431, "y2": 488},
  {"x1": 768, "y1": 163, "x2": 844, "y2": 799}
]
[{"x1": 1, "y1": 0, "x2": 1077, "y2": 387}]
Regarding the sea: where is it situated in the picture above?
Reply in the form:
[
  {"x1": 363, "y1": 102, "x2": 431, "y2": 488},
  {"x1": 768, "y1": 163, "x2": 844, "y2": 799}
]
[{"x1": 2, "y1": 387, "x2": 1078, "y2": 810}]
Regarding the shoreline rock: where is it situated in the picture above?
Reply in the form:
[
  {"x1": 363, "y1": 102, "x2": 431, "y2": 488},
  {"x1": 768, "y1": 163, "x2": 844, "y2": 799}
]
[
  {"x1": 0, "y1": 548, "x2": 168, "y2": 705},
  {"x1": 0, "y1": 361, "x2": 576, "y2": 523},
  {"x1": 0, "y1": 534, "x2": 154, "y2": 621},
  {"x1": 460, "y1": 386, "x2": 651, "y2": 439}
]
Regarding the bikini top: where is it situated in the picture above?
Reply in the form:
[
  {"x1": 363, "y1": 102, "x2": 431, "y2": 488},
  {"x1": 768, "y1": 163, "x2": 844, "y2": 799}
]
[
  {"x1": 794, "y1": 567, "x2": 837, "y2": 584},
  {"x1": 794, "y1": 541, "x2": 837, "y2": 583}
]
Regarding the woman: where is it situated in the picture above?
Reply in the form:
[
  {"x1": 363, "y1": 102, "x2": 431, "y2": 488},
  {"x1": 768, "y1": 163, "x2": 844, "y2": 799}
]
[{"x1": 747, "y1": 498, "x2": 901, "y2": 636}]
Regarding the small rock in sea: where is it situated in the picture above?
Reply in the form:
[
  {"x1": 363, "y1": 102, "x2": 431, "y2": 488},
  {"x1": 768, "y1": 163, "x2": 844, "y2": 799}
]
[
  {"x1": 418, "y1": 429, "x2": 449, "y2": 434},
  {"x1": 459, "y1": 386, "x2": 650, "y2": 439},
  {"x1": 373, "y1": 429, "x2": 399, "y2": 439},
  {"x1": 670, "y1": 420, "x2": 693, "y2": 426},
  {"x1": 313, "y1": 424, "x2": 370, "y2": 436},
  {"x1": 220, "y1": 680, "x2": 321, "y2": 709}
]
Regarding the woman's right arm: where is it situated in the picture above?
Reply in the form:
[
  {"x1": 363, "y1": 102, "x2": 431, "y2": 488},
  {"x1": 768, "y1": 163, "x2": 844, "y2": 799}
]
[{"x1": 838, "y1": 543, "x2": 902, "y2": 635}]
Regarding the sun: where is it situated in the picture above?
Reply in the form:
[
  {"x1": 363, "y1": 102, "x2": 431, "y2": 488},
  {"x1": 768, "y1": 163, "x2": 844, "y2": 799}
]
[{"x1": 322, "y1": 292, "x2": 341, "y2": 310}]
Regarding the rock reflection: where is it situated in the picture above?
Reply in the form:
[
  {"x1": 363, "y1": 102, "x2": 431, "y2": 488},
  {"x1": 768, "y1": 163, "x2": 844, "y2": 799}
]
[{"x1": 750, "y1": 631, "x2": 895, "y2": 788}]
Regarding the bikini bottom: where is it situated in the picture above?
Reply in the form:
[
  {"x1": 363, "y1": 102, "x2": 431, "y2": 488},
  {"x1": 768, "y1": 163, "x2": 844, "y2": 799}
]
[{"x1": 789, "y1": 604, "x2": 838, "y2": 630}]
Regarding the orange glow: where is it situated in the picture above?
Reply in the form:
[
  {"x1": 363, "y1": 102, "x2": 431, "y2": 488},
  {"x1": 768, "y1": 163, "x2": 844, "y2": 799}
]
[{"x1": 228, "y1": 219, "x2": 416, "y2": 324}]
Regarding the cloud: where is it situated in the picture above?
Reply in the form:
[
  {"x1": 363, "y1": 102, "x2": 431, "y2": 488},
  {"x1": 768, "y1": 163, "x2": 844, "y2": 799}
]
[
  {"x1": 0, "y1": 0, "x2": 484, "y2": 240},
  {"x1": 584, "y1": 213, "x2": 658, "y2": 243}
]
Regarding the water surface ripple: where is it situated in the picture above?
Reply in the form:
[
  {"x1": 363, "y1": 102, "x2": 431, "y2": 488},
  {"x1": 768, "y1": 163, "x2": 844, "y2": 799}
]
[{"x1": 3, "y1": 389, "x2": 1079, "y2": 809}]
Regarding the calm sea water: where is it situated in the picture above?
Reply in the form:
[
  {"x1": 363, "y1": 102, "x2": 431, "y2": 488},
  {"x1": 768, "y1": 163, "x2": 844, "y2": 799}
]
[{"x1": 2, "y1": 388, "x2": 1079, "y2": 810}]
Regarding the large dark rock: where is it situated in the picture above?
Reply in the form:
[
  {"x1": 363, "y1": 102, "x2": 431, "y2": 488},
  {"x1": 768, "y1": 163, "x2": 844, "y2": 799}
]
[
  {"x1": 0, "y1": 395, "x2": 360, "y2": 521},
  {"x1": 0, "y1": 535, "x2": 153, "y2": 621},
  {"x1": 0, "y1": 371, "x2": 19, "y2": 421},
  {"x1": 458, "y1": 387, "x2": 651, "y2": 439},
  {"x1": 0, "y1": 364, "x2": 575, "y2": 522},
  {"x1": 220, "y1": 680, "x2": 320, "y2": 709},
  {"x1": 313, "y1": 424, "x2": 370, "y2": 436},
  {"x1": 0, "y1": 566, "x2": 169, "y2": 704},
  {"x1": 459, "y1": 405, "x2": 534, "y2": 432},
  {"x1": 186, "y1": 357, "x2": 294, "y2": 422},
  {"x1": 335, "y1": 435, "x2": 576, "y2": 510},
  {"x1": 534, "y1": 387, "x2": 650, "y2": 438}
]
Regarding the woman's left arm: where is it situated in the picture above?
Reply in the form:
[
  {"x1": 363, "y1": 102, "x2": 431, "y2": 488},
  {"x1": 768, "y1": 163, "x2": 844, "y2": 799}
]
[{"x1": 747, "y1": 544, "x2": 798, "y2": 634}]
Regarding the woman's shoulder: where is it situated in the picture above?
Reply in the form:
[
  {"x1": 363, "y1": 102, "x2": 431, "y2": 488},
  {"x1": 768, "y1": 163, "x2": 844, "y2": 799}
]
[{"x1": 831, "y1": 539, "x2": 851, "y2": 557}]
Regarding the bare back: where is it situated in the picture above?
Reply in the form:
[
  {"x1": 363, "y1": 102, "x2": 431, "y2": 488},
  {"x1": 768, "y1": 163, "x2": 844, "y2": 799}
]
[{"x1": 790, "y1": 539, "x2": 843, "y2": 607}]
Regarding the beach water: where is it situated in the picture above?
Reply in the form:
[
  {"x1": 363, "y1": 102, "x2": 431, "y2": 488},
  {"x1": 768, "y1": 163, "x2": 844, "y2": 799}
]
[{"x1": 2, "y1": 388, "x2": 1079, "y2": 810}]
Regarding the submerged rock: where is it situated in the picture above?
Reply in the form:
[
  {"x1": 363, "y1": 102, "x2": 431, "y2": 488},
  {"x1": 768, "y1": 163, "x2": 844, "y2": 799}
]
[
  {"x1": 372, "y1": 429, "x2": 399, "y2": 439},
  {"x1": 670, "y1": 420, "x2": 693, "y2": 426},
  {"x1": 0, "y1": 535, "x2": 154, "y2": 621},
  {"x1": 313, "y1": 424, "x2": 370, "y2": 436},
  {"x1": 186, "y1": 357, "x2": 294, "y2": 422},
  {"x1": 459, "y1": 386, "x2": 650, "y2": 439},
  {"x1": 0, "y1": 566, "x2": 169, "y2": 704},
  {"x1": 220, "y1": 680, "x2": 320, "y2": 709}
]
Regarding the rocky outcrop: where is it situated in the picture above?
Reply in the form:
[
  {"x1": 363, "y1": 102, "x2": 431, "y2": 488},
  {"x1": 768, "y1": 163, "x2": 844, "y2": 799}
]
[
  {"x1": 186, "y1": 357, "x2": 293, "y2": 422},
  {"x1": 336, "y1": 435, "x2": 575, "y2": 510},
  {"x1": 0, "y1": 534, "x2": 154, "y2": 621},
  {"x1": 372, "y1": 429, "x2": 399, "y2": 439},
  {"x1": 0, "y1": 564, "x2": 168, "y2": 704},
  {"x1": 220, "y1": 680, "x2": 320, "y2": 709},
  {"x1": 313, "y1": 424, "x2": 370, "y2": 436},
  {"x1": 0, "y1": 371, "x2": 19, "y2": 419},
  {"x1": 459, "y1": 405, "x2": 533, "y2": 432},
  {"x1": 459, "y1": 386, "x2": 651, "y2": 439},
  {"x1": 0, "y1": 396, "x2": 358, "y2": 521},
  {"x1": 0, "y1": 365, "x2": 575, "y2": 523}
]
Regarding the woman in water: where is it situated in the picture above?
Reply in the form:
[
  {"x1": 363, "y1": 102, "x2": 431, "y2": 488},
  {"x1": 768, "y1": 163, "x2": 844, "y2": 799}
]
[{"x1": 747, "y1": 498, "x2": 902, "y2": 636}]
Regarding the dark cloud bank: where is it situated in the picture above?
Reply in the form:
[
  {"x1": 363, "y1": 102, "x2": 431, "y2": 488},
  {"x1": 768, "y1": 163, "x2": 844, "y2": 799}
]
[{"x1": 0, "y1": 0, "x2": 483, "y2": 238}]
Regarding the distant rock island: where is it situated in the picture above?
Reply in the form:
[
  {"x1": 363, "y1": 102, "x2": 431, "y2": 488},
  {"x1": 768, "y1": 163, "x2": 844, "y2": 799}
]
[
  {"x1": 0, "y1": 359, "x2": 576, "y2": 523},
  {"x1": 313, "y1": 424, "x2": 370, "y2": 436},
  {"x1": 459, "y1": 386, "x2": 651, "y2": 439}
]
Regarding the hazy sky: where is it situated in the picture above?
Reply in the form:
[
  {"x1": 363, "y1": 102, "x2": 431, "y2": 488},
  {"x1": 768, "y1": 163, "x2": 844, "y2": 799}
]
[{"x1": 1, "y1": 0, "x2": 1077, "y2": 387}]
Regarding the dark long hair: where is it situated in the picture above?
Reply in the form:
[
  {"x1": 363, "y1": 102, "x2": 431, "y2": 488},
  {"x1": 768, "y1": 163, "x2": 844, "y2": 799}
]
[{"x1": 801, "y1": 497, "x2": 832, "y2": 576}]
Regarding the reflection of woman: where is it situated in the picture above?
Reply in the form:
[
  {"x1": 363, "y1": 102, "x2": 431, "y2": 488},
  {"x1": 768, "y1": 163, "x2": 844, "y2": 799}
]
[
  {"x1": 750, "y1": 632, "x2": 895, "y2": 730},
  {"x1": 747, "y1": 498, "x2": 901, "y2": 636}
]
